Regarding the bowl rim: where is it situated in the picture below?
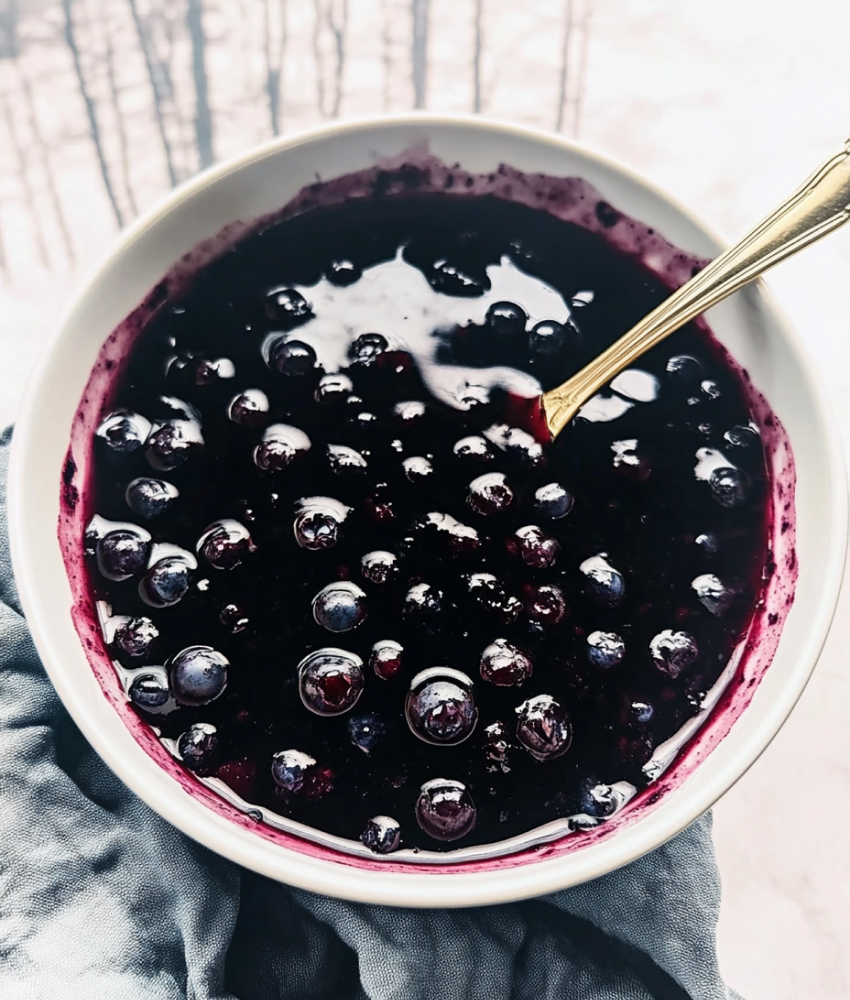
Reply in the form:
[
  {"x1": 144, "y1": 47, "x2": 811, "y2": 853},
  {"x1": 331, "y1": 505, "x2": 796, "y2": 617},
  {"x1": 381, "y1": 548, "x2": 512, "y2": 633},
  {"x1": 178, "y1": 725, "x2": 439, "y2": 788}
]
[{"x1": 8, "y1": 111, "x2": 848, "y2": 907}]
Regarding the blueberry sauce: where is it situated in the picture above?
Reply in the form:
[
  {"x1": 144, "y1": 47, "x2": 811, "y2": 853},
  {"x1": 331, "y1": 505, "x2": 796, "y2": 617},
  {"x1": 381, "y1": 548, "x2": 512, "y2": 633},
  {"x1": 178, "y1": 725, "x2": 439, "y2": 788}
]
[{"x1": 77, "y1": 191, "x2": 774, "y2": 856}]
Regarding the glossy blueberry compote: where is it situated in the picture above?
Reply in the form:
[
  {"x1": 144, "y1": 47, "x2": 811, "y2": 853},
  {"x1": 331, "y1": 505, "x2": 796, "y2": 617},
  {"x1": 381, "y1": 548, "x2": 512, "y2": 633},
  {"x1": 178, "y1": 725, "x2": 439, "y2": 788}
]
[{"x1": 78, "y1": 188, "x2": 773, "y2": 856}]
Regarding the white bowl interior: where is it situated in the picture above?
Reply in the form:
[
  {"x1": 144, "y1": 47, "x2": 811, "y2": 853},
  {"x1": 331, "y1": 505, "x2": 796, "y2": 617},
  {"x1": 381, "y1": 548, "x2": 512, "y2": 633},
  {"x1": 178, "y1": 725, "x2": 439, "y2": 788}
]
[{"x1": 8, "y1": 115, "x2": 846, "y2": 906}]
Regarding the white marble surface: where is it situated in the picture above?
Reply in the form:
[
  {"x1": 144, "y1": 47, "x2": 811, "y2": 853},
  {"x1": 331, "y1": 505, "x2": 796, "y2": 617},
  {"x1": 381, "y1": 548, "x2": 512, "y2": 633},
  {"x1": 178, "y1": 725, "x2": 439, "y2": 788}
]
[{"x1": 1, "y1": 2, "x2": 849, "y2": 996}]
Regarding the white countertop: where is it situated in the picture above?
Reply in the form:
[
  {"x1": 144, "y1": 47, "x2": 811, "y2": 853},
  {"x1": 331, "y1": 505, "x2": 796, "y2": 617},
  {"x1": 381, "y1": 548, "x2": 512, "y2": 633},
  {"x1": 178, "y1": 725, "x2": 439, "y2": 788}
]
[{"x1": 1, "y1": 1, "x2": 847, "y2": 995}]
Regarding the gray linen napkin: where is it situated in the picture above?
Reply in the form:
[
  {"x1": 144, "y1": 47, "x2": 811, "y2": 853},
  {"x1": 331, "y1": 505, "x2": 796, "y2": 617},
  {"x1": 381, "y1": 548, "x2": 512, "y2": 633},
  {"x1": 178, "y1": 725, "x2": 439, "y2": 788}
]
[{"x1": 0, "y1": 428, "x2": 739, "y2": 1000}]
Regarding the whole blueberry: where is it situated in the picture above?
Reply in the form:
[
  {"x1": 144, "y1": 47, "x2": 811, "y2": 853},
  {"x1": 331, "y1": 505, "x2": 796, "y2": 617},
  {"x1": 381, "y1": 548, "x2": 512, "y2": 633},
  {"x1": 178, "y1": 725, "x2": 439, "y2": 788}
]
[
  {"x1": 622, "y1": 696, "x2": 655, "y2": 727},
  {"x1": 348, "y1": 713, "x2": 386, "y2": 754},
  {"x1": 95, "y1": 410, "x2": 151, "y2": 455},
  {"x1": 412, "y1": 512, "x2": 480, "y2": 557},
  {"x1": 294, "y1": 510, "x2": 340, "y2": 551},
  {"x1": 139, "y1": 557, "x2": 192, "y2": 608},
  {"x1": 724, "y1": 424, "x2": 760, "y2": 450},
  {"x1": 612, "y1": 438, "x2": 651, "y2": 481},
  {"x1": 467, "y1": 573, "x2": 522, "y2": 624},
  {"x1": 352, "y1": 410, "x2": 380, "y2": 434},
  {"x1": 649, "y1": 630, "x2": 699, "y2": 677},
  {"x1": 219, "y1": 602, "x2": 250, "y2": 634},
  {"x1": 402, "y1": 456, "x2": 433, "y2": 482},
  {"x1": 169, "y1": 354, "x2": 230, "y2": 388},
  {"x1": 125, "y1": 478, "x2": 179, "y2": 520},
  {"x1": 268, "y1": 337, "x2": 317, "y2": 377},
  {"x1": 534, "y1": 483, "x2": 574, "y2": 520},
  {"x1": 154, "y1": 395, "x2": 202, "y2": 424},
  {"x1": 483, "y1": 720, "x2": 511, "y2": 771},
  {"x1": 312, "y1": 581, "x2": 368, "y2": 632},
  {"x1": 361, "y1": 550, "x2": 399, "y2": 584},
  {"x1": 327, "y1": 444, "x2": 368, "y2": 476},
  {"x1": 265, "y1": 287, "x2": 312, "y2": 327},
  {"x1": 428, "y1": 260, "x2": 489, "y2": 297},
  {"x1": 146, "y1": 420, "x2": 203, "y2": 471},
  {"x1": 486, "y1": 300, "x2": 526, "y2": 337},
  {"x1": 370, "y1": 639, "x2": 403, "y2": 679},
  {"x1": 315, "y1": 373, "x2": 353, "y2": 404},
  {"x1": 298, "y1": 648, "x2": 364, "y2": 716},
  {"x1": 360, "y1": 815, "x2": 401, "y2": 854},
  {"x1": 254, "y1": 425, "x2": 311, "y2": 472},
  {"x1": 524, "y1": 583, "x2": 567, "y2": 626},
  {"x1": 349, "y1": 333, "x2": 388, "y2": 366},
  {"x1": 579, "y1": 779, "x2": 617, "y2": 819},
  {"x1": 177, "y1": 723, "x2": 218, "y2": 771},
  {"x1": 479, "y1": 639, "x2": 532, "y2": 687},
  {"x1": 695, "y1": 532, "x2": 719, "y2": 556},
  {"x1": 579, "y1": 554, "x2": 626, "y2": 608},
  {"x1": 190, "y1": 356, "x2": 235, "y2": 386},
  {"x1": 415, "y1": 778, "x2": 477, "y2": 841},
  {"x1": 692, "y1": 573, "x2": 732, "y2": 616},
  {"x1": 515, "y1": 694, "x2": 572, "y2": 760},
  {"x1": 455, "y1": 385, "x2": 489, "y2": 410},
  {"x1": 228, "y1": 389, "x2": 269, "y2": 427},
  {"x1": 112, "y1": 616, "x2": 158, "y2": 659},
  {"x1": 406, "y1": 667, "x2": 478, "y2": 745},
  {"x1": 393, "y1": 400, "x2": 427, "y2": 423},
  {"x1": 327, "y1": 259, "x2": 361, "y2": 286},
  {"x1": 453, "y1": 435, "x2": 493, "y2": 462},
  {"x1": 254, "y1": 438, "x2": 297, "y2": 472},
  {"x1": 586, "y1": 631, "x2": 625, "y2": 669},
  {"x1": 128, "y1": 672, "x2": 170, "y2": 709},
  {"x1": 483, "y1": 425, "x2": 544, "y2": 467},
  {"x1": 595, "y1": 201, "x2": 620, "y2": 228},
  {"x1": 97, "y1": 528, "x2": 151, "y2": 582},
  {"x1": 528, "y1": 319, "x2": 569, "y2": 358},
  {"x1": 709, "y1": 466, "x2": 749, "y2": 508},
  {"x1": 293, "y1": 497, "x2": 349, "y2": 551},
  {"x1": 666, "y1": 355, "x2": 702, "y2": 387},
  {"x1": 467, "y1": 472, "x2": 513, "y2": 516},
  {"x1": 170, "y1": 646, "x2": 229, "y2": 707},
  {"x1": 510, "y1": 526, "x2": 560, "y2": 569},
  {"x1": 198, "y1": 519, "x2": 255, "y2": 571},
  {"x1": 402, "y1": 582, "x2": 444, "y2": 627},
  {"x1": 271, "y1": 749, "x2": 316, "y2": 792}
]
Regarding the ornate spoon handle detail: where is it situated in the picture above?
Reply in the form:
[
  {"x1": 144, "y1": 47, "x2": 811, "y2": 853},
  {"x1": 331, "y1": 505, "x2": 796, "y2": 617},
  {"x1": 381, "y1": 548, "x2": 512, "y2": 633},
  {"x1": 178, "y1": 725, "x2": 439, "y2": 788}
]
[{"x1": 542, "y1": 138, "x2": 850, "y2": 439}]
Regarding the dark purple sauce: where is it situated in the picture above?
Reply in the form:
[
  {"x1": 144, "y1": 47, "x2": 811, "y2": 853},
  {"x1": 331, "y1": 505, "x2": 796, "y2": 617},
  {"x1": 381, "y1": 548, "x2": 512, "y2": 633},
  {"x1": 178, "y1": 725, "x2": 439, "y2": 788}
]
[{"x1": 77, "y1": 189, "x2": 774, "y2": 856}]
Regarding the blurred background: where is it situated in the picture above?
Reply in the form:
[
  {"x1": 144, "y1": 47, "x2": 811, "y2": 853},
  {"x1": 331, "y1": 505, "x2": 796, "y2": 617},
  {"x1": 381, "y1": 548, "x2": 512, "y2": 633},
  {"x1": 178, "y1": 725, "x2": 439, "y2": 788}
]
[{"x1": 1, "y1": 1, "x2": 848, "y2": 996}]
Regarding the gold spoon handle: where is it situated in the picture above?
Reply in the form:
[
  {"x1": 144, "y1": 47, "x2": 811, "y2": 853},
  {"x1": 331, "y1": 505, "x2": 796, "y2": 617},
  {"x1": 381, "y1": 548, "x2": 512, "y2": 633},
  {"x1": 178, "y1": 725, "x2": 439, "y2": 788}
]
[{"x1": 542, "y1": 137, "x2": 850, "y2": 439}]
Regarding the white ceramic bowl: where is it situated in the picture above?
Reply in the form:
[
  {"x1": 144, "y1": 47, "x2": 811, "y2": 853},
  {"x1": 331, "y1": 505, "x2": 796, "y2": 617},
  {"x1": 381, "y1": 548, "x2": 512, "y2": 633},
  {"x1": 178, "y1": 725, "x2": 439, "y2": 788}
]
[{"x1": 9, "y1": 114, "x2": 846, "y2": 907}]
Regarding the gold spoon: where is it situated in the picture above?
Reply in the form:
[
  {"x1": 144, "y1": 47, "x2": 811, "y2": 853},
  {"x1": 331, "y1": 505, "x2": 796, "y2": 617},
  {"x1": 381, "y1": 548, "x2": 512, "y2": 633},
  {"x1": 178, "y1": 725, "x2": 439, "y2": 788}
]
[{"x1": 541, "y1": 138, "x2": 850, "y2": 439}]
